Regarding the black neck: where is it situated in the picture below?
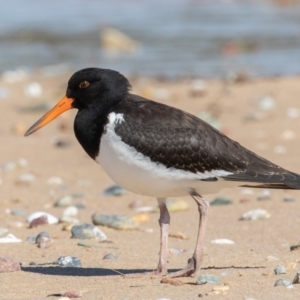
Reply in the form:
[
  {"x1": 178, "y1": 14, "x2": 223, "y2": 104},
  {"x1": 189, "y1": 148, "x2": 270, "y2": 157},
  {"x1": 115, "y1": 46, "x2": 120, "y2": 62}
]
[{"x1": 74, "y1": 107, "x2": 108, "y2": 159}]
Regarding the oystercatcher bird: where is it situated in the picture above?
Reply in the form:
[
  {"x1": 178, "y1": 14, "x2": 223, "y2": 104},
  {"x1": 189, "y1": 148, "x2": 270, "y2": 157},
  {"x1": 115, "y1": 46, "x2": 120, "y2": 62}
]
[{"x1": 25, "y1": 68, "x2": 300, "y2": 278}]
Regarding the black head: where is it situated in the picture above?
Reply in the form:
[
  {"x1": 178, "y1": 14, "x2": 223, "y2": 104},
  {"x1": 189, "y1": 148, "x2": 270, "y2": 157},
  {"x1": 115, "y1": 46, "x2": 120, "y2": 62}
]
[
  {"x1": 24, "y1": 68, "x2": 131, "y2": 136},
  {"x1": 67, "y1": 68, "x2": 131, "y2": 110}
]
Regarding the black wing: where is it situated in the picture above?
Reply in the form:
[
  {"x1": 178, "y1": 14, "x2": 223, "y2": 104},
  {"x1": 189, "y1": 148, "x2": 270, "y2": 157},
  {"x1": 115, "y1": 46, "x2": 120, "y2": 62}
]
[{"x1": 112, "y1": 94, "x2": 300, "y2": 189}]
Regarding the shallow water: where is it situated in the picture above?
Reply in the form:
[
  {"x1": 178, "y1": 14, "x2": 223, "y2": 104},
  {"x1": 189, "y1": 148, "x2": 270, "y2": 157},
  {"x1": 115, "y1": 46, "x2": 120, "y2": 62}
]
[{"x1": 1, "y1": 0, "x2": 300, "y2": 77}]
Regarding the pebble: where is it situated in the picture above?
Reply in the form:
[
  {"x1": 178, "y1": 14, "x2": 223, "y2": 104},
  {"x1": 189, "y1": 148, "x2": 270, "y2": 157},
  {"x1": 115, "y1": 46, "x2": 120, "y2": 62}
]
[
  {"x1": 169, "y1": 232, "x2": 189, "y2": 240},
  {"x1": 62, "y1": 206, "x2": 78, "y2": 218},
  {"x1": 274, "y1": 266, "x2": 287, "y2": 275},
  {"x1": 283, "y1": 196, "x2": 295, "y2": 202},
  {"x1": 273, "y1": 145, "x2": 286, "y2": 154},
  {"x1": 131, "y1": 213, "x2": 150, "y2": 223},
  {"x1": 27, "y1": 212, "x2": 59, "y2": 225},
  {"x1": 0, "y1": 257, "x2": 21, "y2": 273},
  {"x1": 257, "y1": 190, "x2": 271, "y2": 201},
  {"x1": 2, "y1": 68, "x2": 28, "y2": 83},
  {"x1": 166, "y1": 199, "x2": 189, "y2": 212},
  {"x1": 274, "y1": 279, "x2": 292, "y2": 287},
  {"x1": 11, "y1": 209, "x2": 27, "y2": 216},
  {"x1": 35, "y1": 231, "x2": 50, "y2": 244},
  {"x1": 286, "y1": 262, "x2": 297, "y2": 270},
  {"x1": 103, "y1": 253, "x2": 118, "y2": 260},
  {"x1": 241, "y1": 188, "x2": 254, "y2": 195},
  {"x1": 161, "y1": 277, "x2": 184, "y2": 286},
  {"x1": 55, "y1": 195, "x2": 73, "y2": 207},
  {"x1": 196, "y1": 274, "x2": 221, "y2": 285},
  {"x1": 24, "y1": 82, "x2": 43, "y2": 98},
  {"x1": 211, "y1": 286, "x2": 229, "y2": 295},
  {"x1": 47, "y1": 176, "x2": 64, "y2": 185},
  {"x1": 57, "y1": 256, "x2": 82, "y2": 268},
  {"x1": 75, "y1": 203, "x2": 86, "y2": 210},
  {"x1": 60, "y1": 216, "x2": 79, "y2": 224},
  {"x1": 169, "y1": 248, "x2": 185, "y2": 254},
  {"x1": 190, "y1": 79, "x2": 207, "y2": 97},
  {"x1": 16, "y1": 173, "x2": 36, "y2": 184},
  {"x1": 211, "y1": 239, "x2": 235, "y2": 245},
  {"x1": 25, "y1": 235, "x2": 36, "y2": 243},
  {"x1": 0, "y1": 234, "x2": 22, "y2": 243},
  {"x1": 77, "y1": 241, "x2": 101, "y2": 248},
  {"x1": 101, "y1": 185, "x2": 127, "y2": 197},
  {"x1": 38, "y1": 237, "x2": 54, "y2": 249},
  {"x1": 0, "y1": 228, "x2": 8, "y2": 237},
  {"x1": 292, "y1": 268, "x2": 300, "y2": 284},
  {"x1": 92, "y1": 214, "x2": 138, "y2": 230},
  {"x1": 134, "y1": 206, "x2": 156, "y2": 213},
  {"x1": 29, "y1": 215, "x2": 48, "y2": 228},
  {"x1": 210, "y1": 197, "x2": 232, "y2": 206},
  {"x1": 240, "y1": 209, "x2": 271, "y2": 221},
  {"x1": 281, "y1": 130, "x2": 296, "y2": 140},
  {"x1": 266, "y1": 255, "x2": 279, "y2": 262},
  {"x1": 258, "y1": 96, "x2": 275, "y2": 111},
  {"x1": 286, "y1": 107, "x2": 299, "y2": 119},
  {"x1": 53, "y1": 138, "x2": 72, "y2": 148},
  {"x1": 71, "y1": 223, "x2": 107, "y2": 241}
]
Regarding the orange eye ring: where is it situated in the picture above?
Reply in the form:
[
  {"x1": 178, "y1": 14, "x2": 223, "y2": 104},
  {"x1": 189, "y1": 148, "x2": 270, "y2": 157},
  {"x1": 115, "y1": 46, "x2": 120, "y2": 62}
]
[{"x1": 79, "y1": 81, "x2": 90, "y2": 88}]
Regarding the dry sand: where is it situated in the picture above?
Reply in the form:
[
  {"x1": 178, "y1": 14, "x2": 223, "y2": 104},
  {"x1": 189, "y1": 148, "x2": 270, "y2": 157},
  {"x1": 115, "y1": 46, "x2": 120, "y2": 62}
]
[{"x1": 1, "y1": 73, "x2": 300, "y2": 299}]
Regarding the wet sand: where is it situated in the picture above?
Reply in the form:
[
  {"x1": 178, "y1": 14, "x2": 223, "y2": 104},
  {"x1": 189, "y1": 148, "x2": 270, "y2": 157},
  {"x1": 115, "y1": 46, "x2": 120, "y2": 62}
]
[{"x1": 1, "y1": 73, "x2": 300, "y2": 299}]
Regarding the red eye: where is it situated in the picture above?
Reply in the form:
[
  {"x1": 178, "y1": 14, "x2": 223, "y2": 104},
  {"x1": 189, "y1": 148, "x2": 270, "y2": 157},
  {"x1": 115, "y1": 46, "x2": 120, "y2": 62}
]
[{"x1": 79, "y1": 81, "x2": 90, "y2": 88}]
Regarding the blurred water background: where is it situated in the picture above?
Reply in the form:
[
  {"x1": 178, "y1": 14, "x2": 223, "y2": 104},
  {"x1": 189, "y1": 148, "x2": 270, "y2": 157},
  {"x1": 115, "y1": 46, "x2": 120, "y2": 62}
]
[{"x1": 1, "y1": 0, "x2": 300, "y2": 78}]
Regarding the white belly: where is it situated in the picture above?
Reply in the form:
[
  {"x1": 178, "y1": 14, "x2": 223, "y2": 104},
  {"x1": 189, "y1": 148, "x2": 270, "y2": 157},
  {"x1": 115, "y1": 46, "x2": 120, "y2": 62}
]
[{"x1": 96, "y1": 113, "x2": 238, "y2": 197}]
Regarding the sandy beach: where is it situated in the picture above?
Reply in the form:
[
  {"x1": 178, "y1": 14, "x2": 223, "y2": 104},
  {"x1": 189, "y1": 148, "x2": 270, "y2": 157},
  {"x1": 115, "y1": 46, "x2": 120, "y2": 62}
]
[{"x1": 1, "y1": 72, "x2": 300, "y2": 299}]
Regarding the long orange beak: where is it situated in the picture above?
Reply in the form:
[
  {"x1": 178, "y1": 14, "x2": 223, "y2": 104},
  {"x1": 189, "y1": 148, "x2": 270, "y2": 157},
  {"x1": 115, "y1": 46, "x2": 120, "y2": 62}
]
[{"x1": 24, "y1": 96, "x2": 75, "y2": 136}]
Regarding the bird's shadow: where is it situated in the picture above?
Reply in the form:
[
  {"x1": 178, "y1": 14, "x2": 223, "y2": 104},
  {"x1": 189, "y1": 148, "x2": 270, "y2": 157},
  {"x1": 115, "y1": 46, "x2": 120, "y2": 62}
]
[{"x1": 21, "y1": 265, "x2": 266, "y2": 277}]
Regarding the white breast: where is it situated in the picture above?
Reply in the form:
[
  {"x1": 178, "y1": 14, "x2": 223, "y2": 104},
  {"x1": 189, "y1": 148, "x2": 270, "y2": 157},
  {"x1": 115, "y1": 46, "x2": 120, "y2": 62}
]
[{"x1": 96, "y1": 112, "x2": 236, "y2": 197}]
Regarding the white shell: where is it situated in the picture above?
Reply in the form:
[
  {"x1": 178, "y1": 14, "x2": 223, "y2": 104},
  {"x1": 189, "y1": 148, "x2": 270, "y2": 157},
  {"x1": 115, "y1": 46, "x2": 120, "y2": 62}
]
[{"x1": 27, "y1": 212, "x2": 58, "y2": 224}]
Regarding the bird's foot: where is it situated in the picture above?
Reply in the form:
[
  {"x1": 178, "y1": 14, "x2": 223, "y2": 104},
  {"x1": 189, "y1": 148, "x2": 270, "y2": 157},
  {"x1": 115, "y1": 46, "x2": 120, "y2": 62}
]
[{"x1": 166, "y1": 257, "x2": 199, "y2": 278}]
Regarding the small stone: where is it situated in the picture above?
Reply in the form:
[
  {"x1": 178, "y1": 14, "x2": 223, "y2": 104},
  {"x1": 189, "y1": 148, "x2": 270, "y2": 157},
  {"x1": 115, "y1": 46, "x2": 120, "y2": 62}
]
[
  {"x1": 190, "y1": 79, "x2": 207, "y2": 97},
  {"x1": 101, "y1": 185, "x2": 127, "y2": 197},
  {"x1": 169, "y1": 232, "x2": 189, "y2": 240},
  {"x1": 71, "y1": 223, "x2": 107, "y2": 241},
  {"x1": 35, "y1": 231, "x2": 50, "y2": 244},
  {"x1": 258, "y1": 96, "x2": 275, "y2": 111},
  {"x1": 29, "y1": 215, "x2": 48, "y2": 228},
  {"x1": 57, "y1": 256, "x2": 82, "y2": 268},
  {"x1": 11, "y1": 209, "x2": 26, "y2": 216},
  {"x1": 27, "y1": 212, "x2": 58, "y2": 225},
  {"x1": 274, "y1": 279, "x2": 292, "y2": 287},
  {"x1": 128, "y1": 199, "x2": 142, "y2": 210},
  {"x1": 25, "y1": 235, "x2": 36, "y2": 243},
  {"x1": 77, "y1": 241, "x2": 101, "y2": 248},
  {"x1": 161, "y1": 277, "x2": 184, "y2": 286},
  {"x1": 283, "y1": 196, "x2": 295, "y2": 202},
  {"x1": 274, "y1": 266, "x2": 287, "y2": 275},
  {"x1": 0, "y1": 234, "x2": 22, "y2": 243},
  {"x1": 292, "y1": 268, "x2": 300, "y2": 284},
  {"x1": 286, "y1": 262, "x2": 297, "y2": 270},
  {"x1": 103, "y1": 253, "x2": 118, "y2": 260},
  {"x1": 75, "y1": 203, "x2": 86, "y2": 209},
  {"x1": 196, "y1": 274, "x2": 221, "y2": 285},
  {"x1": 62, "y1": 291, "x2": 82, "y2": 298},
  {"x1": 55, "y1": 196, "x2": 73, "y2": 207},
  {"x1": 1, "y1": 161, "x2": 16, "y2": 171},
  {"x1": 266, "y1": 256, "x2": 279, "y2": 262},
  {"x1": 210, "y1": 197, "x2": 232, "y2": 206},
  {"x1": 60, "y1": 216, "x2": 79, "y2": 224},
  {"x1": 62, "y1": 223, "x2": 77, "y2": 231},
  {"x1": 0, "y1": 228, "x2": 8, "y2": 237},
  {"x1": 47, "y1": 176, "x2": 64, "y2": 185},
  {"x1": 16, "y1": 173, "x2": 36, "y2": 184},
  {"x1": 211, "y1": 239, "x2": 235, "y2": 245},
  {"x1": 240, "y1": 209, "x2": 271, "y2": 221},
  {"x1": 169, "y1": 248, "x2": 185, "y2": 254},
  {"x1": 24, "y1": 82, "x2": 43, "y2": 98},
  {"x1": 286, "y1": 107, "x2": 299, "y2": 119},
  {"x1": 166, "y1": 199, "x2": 189, "y2": 212},
  {"x1": 134, "y1": 206, "x2": 156, "y2": 213},
  {"x1": 212, "y1": 285, "x2": 229, "y2": 295},
  {"x1": 273, "y1": 145, "x2": 286, "y2": 154},
  {"x1": 281, "y1": 130, "x2": 296, "y2": 140},
  {"x1": 131, "y1": 213, "x2": 150, "y2": 223},
  {"x1": 38, "y1": 237, "x2": 54, "y2": 249},
  {"x1": 0, "y1": 257, "x2": 21, "y2": 273},
  {"x1": 53, "y1": 138, "x2": 72, "y2": 148},
  {"x1": 92, "y1": 214, "x2": 138, "y2": 230},
  {"x1": 62, "y1": 206, "x2": 78, "y2": 217},
  {"x1": 257, "y1": 190, "x2": 271, "y2": 201}
]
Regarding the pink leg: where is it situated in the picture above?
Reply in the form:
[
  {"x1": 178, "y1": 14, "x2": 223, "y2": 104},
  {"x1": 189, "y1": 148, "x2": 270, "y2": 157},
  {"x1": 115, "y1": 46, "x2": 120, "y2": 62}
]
[
  {"x1": 126, "y1": 197, "x2": 170, "y2": 277},
  {"x1": 167, "y1": 189, "x2": 209, "y2": 278}
]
